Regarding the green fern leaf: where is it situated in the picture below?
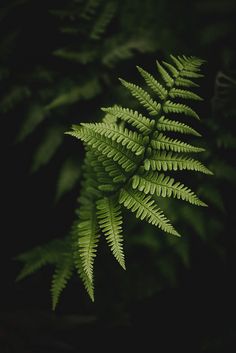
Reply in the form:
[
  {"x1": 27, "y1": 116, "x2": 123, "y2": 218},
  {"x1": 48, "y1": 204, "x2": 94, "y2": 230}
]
[
  {"x1": 132, "y1": 172, "x2": 207, "y2": 206},
  {"x1": 157, "y1": 116, "x2": 201, "y2": 136},
  {"x1": 175, "y1": 77, "x2": 199, "y2": 88},
  {"x1": 144, "y1": 151, "x2": 213, "y2": 174},
  {"x1": 163, "y1": 100, "x2": 200, "y2": 119},
  {"x1": 71, "y1": 223, "x2": 94, "y2": 301},
  {"x1": 119, "y1": 78, "x2": 161, "y2": 116},
  {"x1": 51, "y1": 256, "x2": 73, "y2": 310},
  {"x1": 76, "y1": 200, "x2": 100, "y2": 282},
  {"x1": 162, "y1": 61, "x2": 179, "y2": 78},
  {"x1": 67, "y1": 126, "x2": 138, "y2": 172},
  {"x1": 97, "y1": 197, "x2": 125, "y2": 269},
  {"x1": 66, "y1": 55, "x2": 212, "y2": 300},
  {"x1": 136, "y1": 66, "x2": 168, "y2": 100},
  {"x1": 156, "y1": 60, "x2": 174, "y2": 87},
  {"x1": 119, "y1": 187, "x2": 180, "y2": 236},
  {"x1": 101, "y1": 106, "x2": 155, "y2": 134},
  {"x1": 169, "y1": 88, "x2": 203, "y2": 101},
  {"x1": 80, "y1": 122, "x2": 145, "y2": 155},
  {"x1": 151, "y1": 132, "x2": 205, "y2": 153}
]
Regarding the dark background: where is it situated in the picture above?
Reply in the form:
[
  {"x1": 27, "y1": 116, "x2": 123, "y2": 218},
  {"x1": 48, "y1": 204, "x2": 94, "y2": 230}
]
[{"x1": 1, "y1": 0, "x2": 236, "y2": 351}]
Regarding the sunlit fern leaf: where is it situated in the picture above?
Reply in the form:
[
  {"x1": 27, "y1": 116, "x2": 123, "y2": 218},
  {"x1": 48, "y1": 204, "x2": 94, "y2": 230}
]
[
  {"x1": 156, "y1": 60, "x2": 174, "y2": 87},
  {"x1": 131, "y1": 172, "x2": 207, "y2": 206},
  {"x1": 97, "y1": 197, "x2": 125, "y2": 269},
  {"x1": 101, "y1": 106, "x2": 155, "y2": 134},
  {"x1": 80, "y1": 122, "x2": 145, "y2": 155},
  {"x1": 175, "y1": 77, "x2": 199, "y2": 88},
  {"x1": 51, "y1": 255, "x2": 73, "y2": 310},
  {"x1": 136, "y1": 66, "x2": 168, "y2": 100},
  {"x1": 151, "y1": 132, "x2": 205, "y2": 153},
  {"x1": 144, "y1": 151, "x2": 213, "y2": 174},
  {"x1": 119, "y1": 78, "x2": 161, "y2": 116},
  {"x1": 163, "y1": 100, "x2": 199, "y2": 119},
  {"x1": 119, "y1": 187, "x2": 180, "y2": 236},
  {"x1": 169, "y1": 88, "x2": 203, "y2": 101},
  {"x1": 67, "y1": 126, "x2": 138, "y2": 172},
  {"x1": 157, "y1": 116, "x2": 201, "y2": 137}
]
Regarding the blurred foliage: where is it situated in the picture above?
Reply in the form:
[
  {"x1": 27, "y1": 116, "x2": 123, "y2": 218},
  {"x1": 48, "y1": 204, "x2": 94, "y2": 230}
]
[{"x1": 1, "y1": 0, "x2": 235, "y2": 330}]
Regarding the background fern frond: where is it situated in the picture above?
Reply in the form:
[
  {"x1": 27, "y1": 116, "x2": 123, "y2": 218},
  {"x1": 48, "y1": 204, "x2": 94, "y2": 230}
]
[{"x1": 51, "y1": 255, "x2": 73, "y2": 310}]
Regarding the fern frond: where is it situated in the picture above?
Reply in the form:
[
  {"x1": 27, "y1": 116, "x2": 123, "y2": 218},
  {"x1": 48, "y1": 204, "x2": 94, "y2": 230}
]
[
  {"x1": 169, "y1": 88, "x2": 203, "y2": 101},
  {"x1": 90, "y1": 1, "x2": 116, "y2": 40},
  {"x1": 31, "y1": 125, "x2": 64, "y2": 173},
  {"x1": 175, "y1": 77, "x2": 199, "y2": 88},
  {"x1": 119, "y1": 187, "x2": 180, "y2": 236},
  {"x1": 80, "y1": 122, "x2": 145, "y2": 156},
  {"x1": 71, "y1": 223, "x2": 94, "y2": 301},
  {"x1": 157, "y1": 116, "x2": 201, "y2": 136},
  {"x1": 101, "y1": 105, "x2": 155, "y2": 134},
  {"x1": 67, "y1": 126, "x2": 138, "y2": 172},
  {"x1": 66, "y1": 55, "x2": 211, "y2": 300},
  {"x1": 51, "y1": 255, "x2": 73, "y2": 310},
  {"x1": 136, "y1": 66, "x2": 168, "y2": 100},
  {"x1": 97, "y1": 197, "x2": 125, "y2": 269},
  {"x1": 76, "y1": 198, "x2": 100, "y2": 282},
  {"x1": 156, "y1": 60, "x2": 174, "y2": 87},
  {"x1": 132, "y1": 172, "x2": 207, "y2": 206},
  {"x1": 119, "y1": 78, "x2": 161, "y2": 116},
  {"x1": 16, "y1": 238, "x2": 70, "y2": 281},
  {"x1": 151, "y1": 132, "x2": 205, "y2": 153},
  {"x1": 144, "y1": 151, "x2": 213, "y2": 174},
  {"x1": 163, "y1": 100, "x2": 199, "y2": 120}
]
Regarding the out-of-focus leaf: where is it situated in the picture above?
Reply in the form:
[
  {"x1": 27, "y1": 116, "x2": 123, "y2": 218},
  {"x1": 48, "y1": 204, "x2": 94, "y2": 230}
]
[
  {"x1": 198, "y1": 184, "x2": 225, "y2": 212},
  {"x1": 55, "y1": 158, "x2": 81, "y2": 201},
  {"x1": 45, "y1": 78, "x2": 101, "y2": 110},
  {"x1": 17, "y1": 104, "x2": 47, "y2": 142},
  {"x1": 53, "y1": 48, "x2": 97, "y2": 64},
  {"x1": 31, "y1": 125, "x2": 64, "y2": 172},
  {"x1": 102, "y1": 38, "x2": 157, "y2": 67},
  {"x1": 0, "y1": 86, "x2": 30, "y2": 113}
]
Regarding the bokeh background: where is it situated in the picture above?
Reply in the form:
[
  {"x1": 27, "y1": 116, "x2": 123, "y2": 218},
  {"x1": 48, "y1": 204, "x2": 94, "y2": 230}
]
[{"x1": 1, "y1": 0, "x2": 236, "y2": 351}]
